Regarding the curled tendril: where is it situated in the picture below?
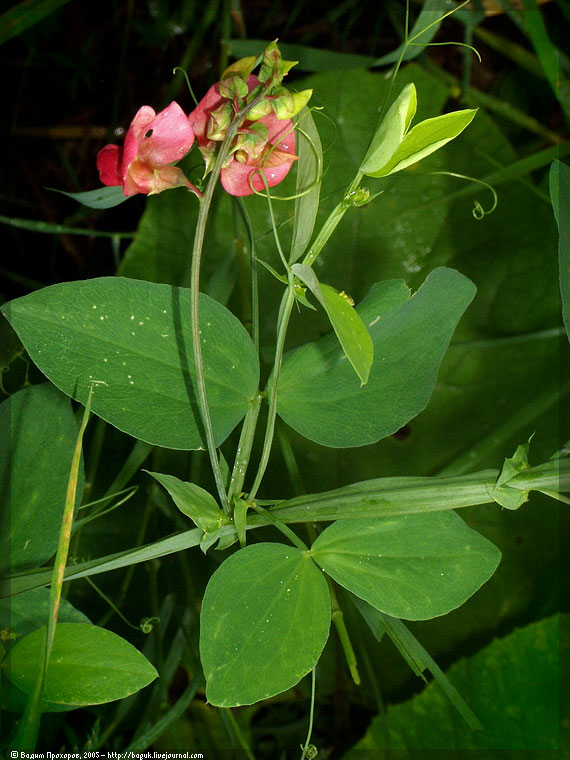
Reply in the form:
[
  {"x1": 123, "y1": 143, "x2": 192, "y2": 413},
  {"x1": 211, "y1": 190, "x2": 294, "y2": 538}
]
[
  {"x1": 172, "y1": 66, "x2": 198, "y2": 106},
  {"x1": 429, "y1": 171, "x2": 498, "y2": 220},
  {"x1": 303, "y1": 745, "x2": 318, "y2": 759},
  {"x1": 140, "y1": 616, "x2": 160, "y2": 634}
]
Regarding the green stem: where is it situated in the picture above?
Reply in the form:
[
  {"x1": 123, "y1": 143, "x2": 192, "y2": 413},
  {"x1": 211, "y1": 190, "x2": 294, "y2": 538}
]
[
  {"x1": 190, "y1": 92, "x2": 267, "y2": 515},
  {"x1": 329, "y1": 581, "x2": 360, "y2": 685},
  {"x1": 247, "y1": 169, "x2": 365, "y2": 501},
  {"x1": 228, "y1": 392, "x2": 263, "y2": 502},
  {"x1": 248, "y1": 500, "x2": 308, "y2": 550},
  {"x1": 303, "y1": 172, "x2": 363, "y2": 268},
  {"x1": 248, "y1": 282, "x2": 296, "y2": 500},
  {"x1": 300, "y1": 669, "x2": 317, "y2": 760}
]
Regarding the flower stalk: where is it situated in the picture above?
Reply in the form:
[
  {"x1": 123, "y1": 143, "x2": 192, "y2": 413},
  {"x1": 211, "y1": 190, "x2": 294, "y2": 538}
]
[{"x1": 190, "y1": 90, "x2": 270, "y2": 515}]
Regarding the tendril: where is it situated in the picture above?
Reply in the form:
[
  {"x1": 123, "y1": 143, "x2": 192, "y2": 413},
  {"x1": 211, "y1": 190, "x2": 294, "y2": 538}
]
[
  {"x1": 429, "y1": 171, "x2": 498, "y2": 219},
  {"x1": 172, "y1": 66, "x2": 198, "y2": 106},
  {"x1": 140, "y1": 616, "x2": 160, "y2": 634},
  {"x1": 409, "y1": 40, "x2": 482, "y2": 63}
]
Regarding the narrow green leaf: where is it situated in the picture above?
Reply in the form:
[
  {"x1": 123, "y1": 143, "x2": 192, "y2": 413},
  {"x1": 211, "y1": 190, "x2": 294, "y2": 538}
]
[
  {"x1": 352, "y1": 597, "x2": 482, "y2": 730},
  {"x1": 272, "y1": 470, "x2": 501, "y2": 523},
  {"x1": 290, "y1": 107, "x2": 323, "y2": 263},
  {"x1": 373, "y1": 0, "x2": 449, "y2": 66},
  {"x1": 4, "y1": 529, "x2": 204, "y2": 599},
  {"x1": 200, "y1": 543, "x2": 330, "y2": 706},
  {"x1": 7, "y1": 623, "x2": 158, "y2": 705},
  {"x1": 360, "y1": 83, "x2": 417, "y2": 176},
  {"x1": 521, "y1": 0, "x2": 570, "y2": 122},
  {"x1": 291, "y1": 264, "x2": 373, "y2": 384},
  {"x1": 0, "y1": 0, "x2": 72, "y2": 46},
  {"x1": 146, "y1": 471, "x2": 225, "y2": 533},
  {"x1": 549, "y1": 160, "x2": 570, "y2": 342},
  {"x1": 311, "y1": 512, "x2": 501, "y2": 620},
  {"x1": 49, "y1": 186, "x2": 129, "y2": 209},
  {"x1": 0, "y1": 384, "x2": 84, "y2": 575},
  {"x1": 363, "y1": 109, "x2": 477, "y2": 178},
  {"x1": 1, "y1": 277, "x2": 259, "y2": 450},
  {"x1": 276, "y1": 268, "x2": 476, "y2": 448}
]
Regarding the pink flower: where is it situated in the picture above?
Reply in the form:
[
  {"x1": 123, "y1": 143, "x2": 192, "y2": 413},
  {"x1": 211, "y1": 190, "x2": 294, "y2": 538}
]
[
  {"x1": 188, "y1": 76, "x2": 296, "y2": 197},
  {"x1": 97, "y1": 102, "x2": 201, "y2": 197}
]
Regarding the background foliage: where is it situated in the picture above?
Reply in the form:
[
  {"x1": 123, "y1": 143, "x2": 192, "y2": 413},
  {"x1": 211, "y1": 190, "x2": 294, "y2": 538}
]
[{"x1": 1, "y1": 0, "x2": 568, "y2": 756}]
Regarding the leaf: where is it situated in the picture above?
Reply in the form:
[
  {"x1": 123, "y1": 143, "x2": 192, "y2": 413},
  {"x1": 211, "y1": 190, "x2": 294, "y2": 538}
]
[
  {"x1": 1, "y1": 277, "x2": 259, "y2": 450},
  {"x1": 0, "y1": 0, "x2": 72, "y2": 46},
  {"x1": 276, "y1": 267, "x2": 476, "y2": 448},
  {"x1": 360, "y1": 82, "x2": 417, "y2": 176},
  {"x1": 118, "y1": 189, "x2": 235, "y2": 288},
  {"x1": 0, "y1": 589, "x2": 90, "y2": 640},
  {"x1": 7, "y1": 623, "x2": 158, "y2": 705},
  {"x1": 310, "y1": 512, "x2": 501, "y2": 620},
  {"x1": 146, "y1": 470, "x2": 225, "y2": 533},
  {"x1": 373, "y1": 0, "x2": 450, "y2": 67},
  {"x1": 363, "y1": 109, "x2": 477, "y2": 178},
  {"x1": 352, "y1": 596, "x2": 482, "y2": 730},
  {"x1": 4, "y1": 528, "x2": 205, "y2": 599},
  {"x1": 222, "y1": 38, "x2": 376, "y2": 72},
  {"x1": 549, "y1": 160, "x2": 570, "y2": 342},
  {"x1": 291, "y1": 263, "x2": 373, "y2": 385},
  {"x1": 49, "y1": 186, "x2": 129, "y2": 209},
  {"x1": 489, "y1": 439, "x2": 532, "y2": 510},
  {"x1": 200, "y1": 543, "x2": 330, "y2": 706},
  {"x1": 290, "y1": 107, "x2": 323, "y2": 263},
  {"x1": 343, "y1": 614, "x2": 561, "y2": 753},
  {"x1": 0, "y1": 384, "x2": 84, "y2": 575},
  {"x1": 271, "y1": 469, "x2": 501, "y2": 523}
]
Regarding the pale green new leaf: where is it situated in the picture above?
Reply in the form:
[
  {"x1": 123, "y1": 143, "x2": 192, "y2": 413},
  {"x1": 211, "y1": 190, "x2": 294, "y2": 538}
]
[
  {"x1": 200, "y1": 543, "x2": 330, "y2": 706},
  {"x1": 146, "y1": 471, "x2": 225, "y2": 533},
  {"x1": 363, "y1": 109, "x2": 477, "y2": 178},
  {"x1": 311, "y1": 512, "x2": 501, "y2": 620},
  {"x1": 360, "y1": 83, "x2": 417, "y2": 176},
  {"x1": 7, "y1": 623, "x2": 157, "y2": 705},
  {"x1": 290, "y1": 107, "x2": 323, "y2": 263},
  {"x1": 291, "y1": 263, "x2": 373, "y2": 385},
  {"x1": 1, "y1": 277, "x2": 259, "y2": 450}
]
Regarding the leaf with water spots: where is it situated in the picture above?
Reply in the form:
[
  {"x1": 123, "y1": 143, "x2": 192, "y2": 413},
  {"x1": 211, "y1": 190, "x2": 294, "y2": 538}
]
[
  {"x1": 310, "y1": 512, "x2": 501, "y2": 620},
  {"x1": 200, "y1": 543, "x2": 331, "y2": 706},
  {"x1": 1, "y1": 277, "x2": 259, "y2": 449},
  {"x1": 275, "y1": 267, "x2": 476, "y2": 447}
]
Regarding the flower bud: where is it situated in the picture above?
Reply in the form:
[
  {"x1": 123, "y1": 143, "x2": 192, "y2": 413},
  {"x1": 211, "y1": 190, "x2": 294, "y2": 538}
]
[
  {"x1": 272, "y1": 89, "x2": 313, "y2": 120},
  {"x1": 207, "y1": 102, "x2": 233, "y2": 141}
]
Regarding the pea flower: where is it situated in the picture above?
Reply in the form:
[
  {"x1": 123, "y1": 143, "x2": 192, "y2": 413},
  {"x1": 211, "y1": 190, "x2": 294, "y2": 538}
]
[
  {"x1": 188, "y1": 75, "x2": 297, "y2": 197},
  {"x1": 97, "y1": 102, "x2": 201, "y2": 197}
]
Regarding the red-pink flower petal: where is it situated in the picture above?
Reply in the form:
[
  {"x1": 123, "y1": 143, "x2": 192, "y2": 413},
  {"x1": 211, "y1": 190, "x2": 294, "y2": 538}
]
[
  {"x1": 96, "y1": 144, "x2": 123, "y2": 187},
  {"x1": 188, "y1": 83, "x2": 225, "y2": 145},
  {"x1": 122, "y1": 158, "x2": 154, "y2": 196},
  {"x1": 135, "y1": 102, "x2": 195, "y2": 167},
  {"x1": 122, "y1": 105, "x2": 155, "y2": 179},
  {"x1": 221, "y1": 157, "x2": 295, "y2": 196}
]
